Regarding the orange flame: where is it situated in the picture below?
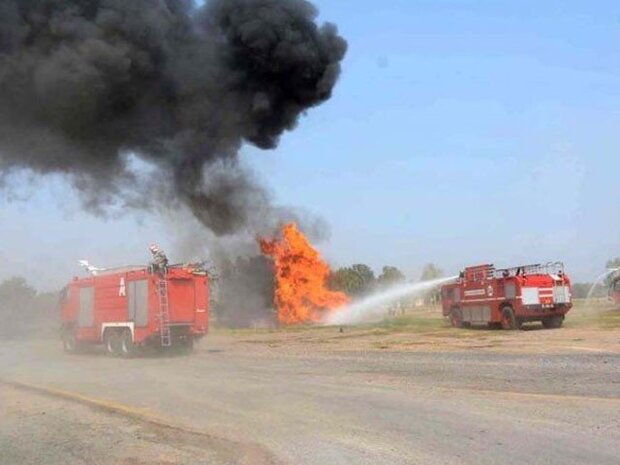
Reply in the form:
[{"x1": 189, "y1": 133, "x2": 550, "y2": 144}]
[{"x1": 260, "y1": 223, "x2": 349, "y2": 325}]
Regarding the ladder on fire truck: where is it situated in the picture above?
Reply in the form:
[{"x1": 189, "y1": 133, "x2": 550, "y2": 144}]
[{"x1": 156, "y1": 278, "x2": 172, "y2": 347}]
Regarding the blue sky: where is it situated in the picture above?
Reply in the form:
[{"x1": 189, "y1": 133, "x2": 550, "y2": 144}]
[{"x1": 2, "y1": 0, "x2": 619, "y2": 289}]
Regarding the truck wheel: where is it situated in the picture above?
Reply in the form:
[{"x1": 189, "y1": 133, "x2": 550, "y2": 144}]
[
  {"x1": 62, "y1": 331, "x2": 80, "y2": 353},
  {"x1": 450, "y1": 308, "x2": 463, "y2": 328},
  {"x1": 542, "y1": 315, "x2": 564, "y2": 329},
  {"x1": 500, "y1": 307, "x2": 519, "y2": 330},
  {"x1": 104, "y1": 330, "x2": 122, "y2": 357},
  {"x1": 120, "y1": 329, "x2": 137, "y2": 358}
]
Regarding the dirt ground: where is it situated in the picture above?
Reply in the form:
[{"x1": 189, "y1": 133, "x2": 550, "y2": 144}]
[
  {"x1": 0, "y1": 301, "x2": 618, "y2": 465},
  {"x1": 0, "y1": 383, "x2": 279, "y2": 465}
]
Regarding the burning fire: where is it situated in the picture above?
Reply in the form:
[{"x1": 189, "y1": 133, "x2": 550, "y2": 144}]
[{"x1": 260, "y1": 223, "x2": 349, "y2": 325}]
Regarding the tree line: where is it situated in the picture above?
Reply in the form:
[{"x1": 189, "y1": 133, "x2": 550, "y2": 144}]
[
  {"x1": 0, "y1": 277, "x2": 59, "y2": 340},
  {"x1": 329, "y1": 263, "x2": 443, "y2": 298}
]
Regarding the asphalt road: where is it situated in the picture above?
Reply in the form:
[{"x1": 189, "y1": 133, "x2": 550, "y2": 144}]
[{"x1": 0, "y1": 337, "x2": 618, "y2": 465}]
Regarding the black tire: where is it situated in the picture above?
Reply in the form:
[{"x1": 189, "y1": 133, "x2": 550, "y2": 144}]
[
  {"x1": 104, "y1": 330, "x2": 122, "y2": 357},
  {"x1": 120, "y1": 329, "x2": 137, "y2": 358},
  {"x1": 542, "y1": 315, "x2": 564, "y2": 329},
  {"x1": 450, "y1": 308, "x2": 463, "y2": 328},
  {"x1": 62, "y1": 331, "x2": 80, "y2": 353},
  {"x1": 501, "y1": 307, "x2": 520, "y2": 330}
]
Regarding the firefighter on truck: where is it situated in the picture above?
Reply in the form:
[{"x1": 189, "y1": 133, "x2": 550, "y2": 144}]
[{"x1": 149, "y1": 244, "x2": 169, "y2": 273}]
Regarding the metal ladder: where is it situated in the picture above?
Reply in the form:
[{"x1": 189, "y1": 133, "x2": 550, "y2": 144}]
[{"x1": 157, "y1": 278, "x2": 172, "y2": 347}]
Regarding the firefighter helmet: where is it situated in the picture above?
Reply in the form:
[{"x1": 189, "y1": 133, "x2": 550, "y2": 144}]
[{"x1": 149, "y1": 244, "x2": 160, "y2": 253}]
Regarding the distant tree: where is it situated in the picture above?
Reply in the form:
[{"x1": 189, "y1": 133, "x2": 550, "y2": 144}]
[
  {"x1": 331, "y1": 264, "x2": 376, "y2": 297},
  {"x1": 0, "y1": 277, "x2": 40, "y2": 339},
  {"x1": 606, "y1": 258, "x2": 620, "y2": 270},
  {"x1": 329, "y1": 268, "x2": 351, "y2": 294},
  {"x1": 350, "y1": 264, "x2": 375, "y2": 286},
  {"x1": 420, "y1": 263, "x2": 443, "y2": 282},
  {"x1": 377, "y1": 266, "x2": 406, "y2": 288},
  {"x1": 0, "y1": 277, "x2": 36, "y2": 309},
  {"x1": 571, "y1": 283, "x2": 593, "y2": 299},
  {"x1": 418, "y1": 264, "x2": 444, "y2": 305}
]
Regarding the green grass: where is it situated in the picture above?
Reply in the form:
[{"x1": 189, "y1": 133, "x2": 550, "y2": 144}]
[
  {"x1": 352, "y1": 312, "x2": 484, "y2": 340},
  {"x1": 369, "y1": 314, "x2": 448, "y2": 331}
]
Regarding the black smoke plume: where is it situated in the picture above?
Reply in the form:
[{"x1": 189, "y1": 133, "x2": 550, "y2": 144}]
[{"x1": 0, "y1": 0, "x2": 347, "y2": 234}]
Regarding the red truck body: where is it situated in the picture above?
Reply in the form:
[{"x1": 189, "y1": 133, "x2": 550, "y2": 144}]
[
  {"x1": 60, "y1": 265, "x2": 209, "y2": 355},
  {"x1": 441, "y1": 263, "x2": 572, "y2": 330}
]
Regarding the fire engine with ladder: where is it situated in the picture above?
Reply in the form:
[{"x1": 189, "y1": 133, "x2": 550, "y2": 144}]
[
  {"x1": 60, "y1": 264, "x2": 210, "y2": 356},
  {"x1": 441, "y1": 262, "x2": 572, "y2": 330}
]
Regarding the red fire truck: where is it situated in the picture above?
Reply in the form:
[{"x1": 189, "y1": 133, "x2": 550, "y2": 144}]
[
  {"x1": 60, "y1": 264, "x2": 209, "y2": 356},
  {"x1": 441, "y1": 263, "x2": 572, "y2": 330}
]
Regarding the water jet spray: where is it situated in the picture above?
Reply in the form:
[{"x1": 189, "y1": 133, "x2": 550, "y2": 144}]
[{"x1": 325, "y1": 276, "x2": 458, "y2": 326}]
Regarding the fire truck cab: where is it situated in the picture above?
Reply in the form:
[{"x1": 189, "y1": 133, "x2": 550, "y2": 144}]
[
  {"x1": 60, "y1": 264, "x2": 210, "y2": 356},
  {"x1": 441, "y1": 263, "x2": 572, "y2": 330}
]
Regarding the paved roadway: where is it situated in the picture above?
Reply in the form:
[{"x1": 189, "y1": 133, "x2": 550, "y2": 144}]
[{"x1": 0, "y1": 337, "x2": 618, "y2": 465}]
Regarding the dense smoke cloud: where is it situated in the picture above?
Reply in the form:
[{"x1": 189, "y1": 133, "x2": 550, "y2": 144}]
[{"x1": 0, "y1": 0, "x2": 347, "y2": 235}]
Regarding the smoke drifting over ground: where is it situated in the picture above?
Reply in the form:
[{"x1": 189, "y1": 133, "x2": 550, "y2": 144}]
[{"x1": 0, "y1": 0, "x2": 347, "y2": 235}]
